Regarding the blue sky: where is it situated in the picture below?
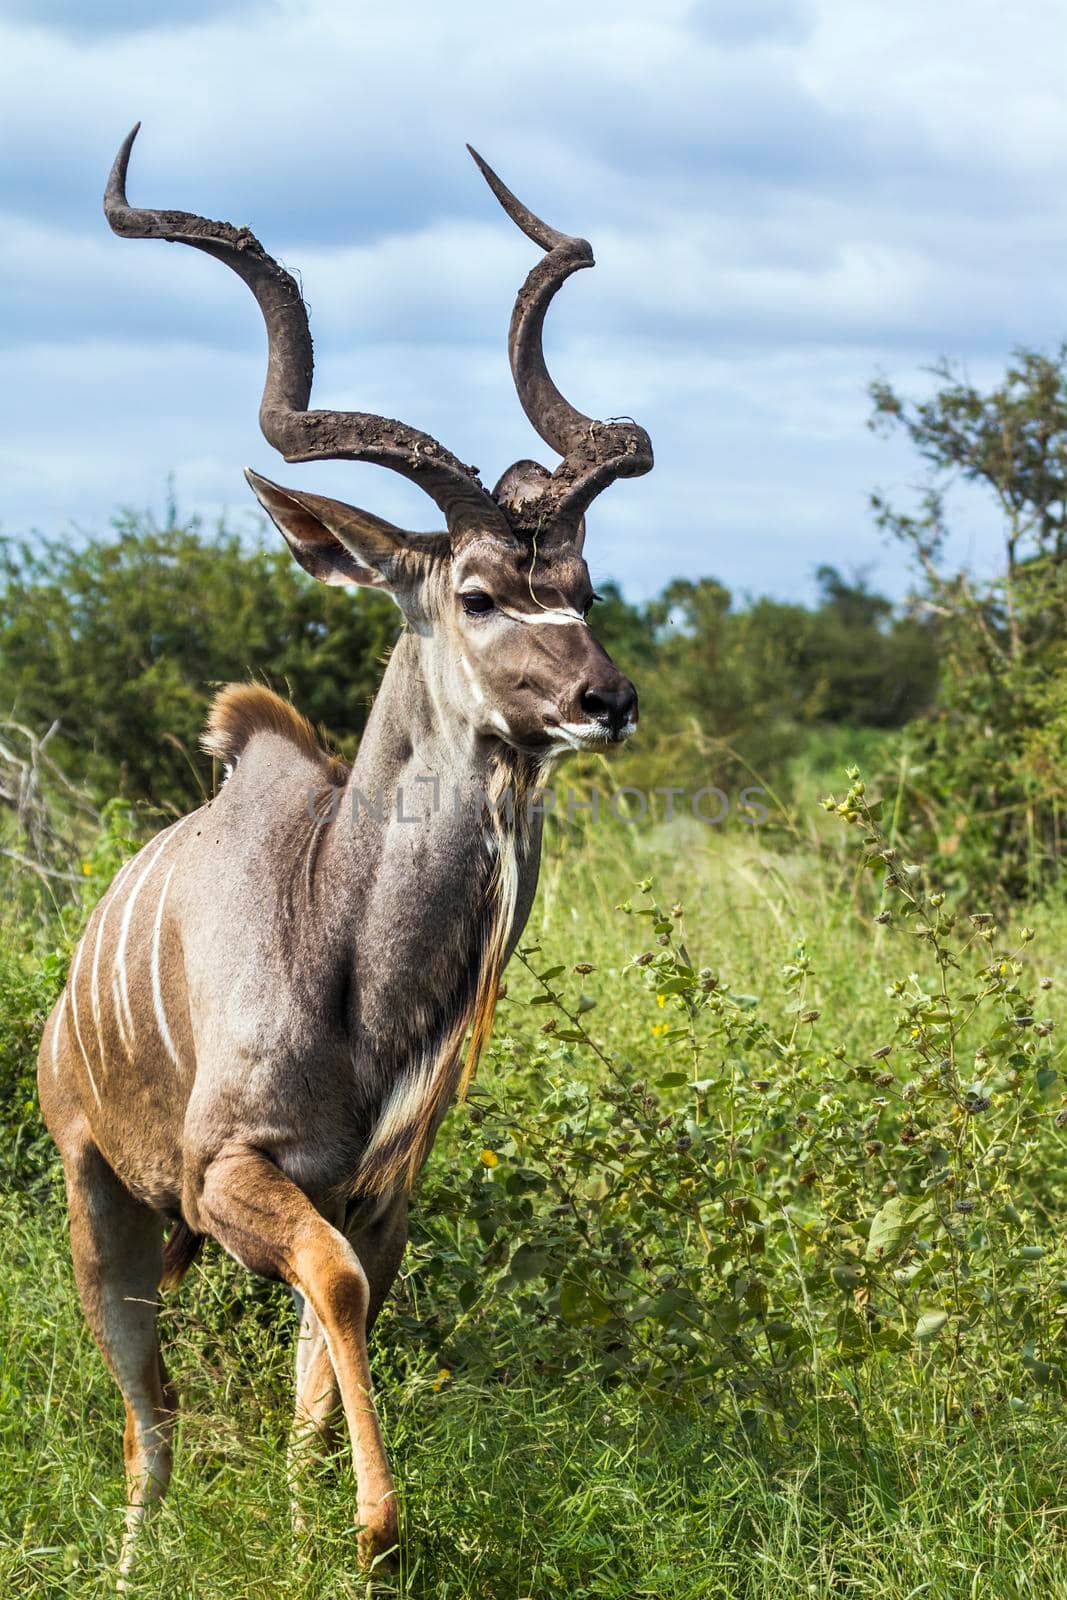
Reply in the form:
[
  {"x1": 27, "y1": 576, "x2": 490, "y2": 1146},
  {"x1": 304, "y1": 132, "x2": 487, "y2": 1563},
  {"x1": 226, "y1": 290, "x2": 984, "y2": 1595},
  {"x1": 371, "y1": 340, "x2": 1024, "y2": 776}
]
[{"x1": 1, "y1": 0, "x2": 1065, "y2": 602}]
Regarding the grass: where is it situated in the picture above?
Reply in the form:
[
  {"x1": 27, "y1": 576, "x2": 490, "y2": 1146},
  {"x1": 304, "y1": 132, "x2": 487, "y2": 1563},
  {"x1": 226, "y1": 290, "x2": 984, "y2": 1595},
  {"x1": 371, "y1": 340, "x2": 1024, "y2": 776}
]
[
  {"x1": 2, "y1": 1186, "x2": 1063, "y2": 1599},
  {"x1": 2, "y1": 796, "x2": 1066, "y2": 1597}
]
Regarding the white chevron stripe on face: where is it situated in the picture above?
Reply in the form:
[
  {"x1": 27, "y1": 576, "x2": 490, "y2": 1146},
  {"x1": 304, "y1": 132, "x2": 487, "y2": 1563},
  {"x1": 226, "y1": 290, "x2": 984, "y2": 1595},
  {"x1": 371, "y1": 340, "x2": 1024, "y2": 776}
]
[
  {"x1": 149, "y1": 863, "x2": 183, "y2": 1071},
  {"x1": 496, "y1": 604, "x2": 586, "y2": 627}
]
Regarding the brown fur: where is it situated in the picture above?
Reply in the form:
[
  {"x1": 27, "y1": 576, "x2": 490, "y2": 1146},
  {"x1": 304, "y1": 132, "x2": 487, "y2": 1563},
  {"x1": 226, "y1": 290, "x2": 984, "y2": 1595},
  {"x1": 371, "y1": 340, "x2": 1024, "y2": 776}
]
[
  {"x1": 201, "y1": 684, "x2": 348, "y2": 782},
  {"x1": 349, "y1": 756, "x2": 535, "y2": 1199},
  {"x1": 159, "y1": 1220, "x2": 204, "y2": 1291},
  {"x1": 57, "y1": 127, "x2": 652, "y2": 1588}
]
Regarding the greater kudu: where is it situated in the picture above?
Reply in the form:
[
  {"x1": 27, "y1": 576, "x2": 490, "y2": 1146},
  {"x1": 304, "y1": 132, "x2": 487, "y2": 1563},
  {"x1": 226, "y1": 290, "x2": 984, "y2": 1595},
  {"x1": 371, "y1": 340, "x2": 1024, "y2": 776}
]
[{"x1": 38, "y1": 126, "x2": 652, "y2": 1578}]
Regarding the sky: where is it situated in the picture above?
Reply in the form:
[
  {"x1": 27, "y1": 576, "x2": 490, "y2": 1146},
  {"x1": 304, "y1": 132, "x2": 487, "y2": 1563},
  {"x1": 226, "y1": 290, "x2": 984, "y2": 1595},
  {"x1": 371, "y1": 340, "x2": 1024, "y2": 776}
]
[{"x1": 1, "y1": 0, "x2": 1065, "y2": 604}]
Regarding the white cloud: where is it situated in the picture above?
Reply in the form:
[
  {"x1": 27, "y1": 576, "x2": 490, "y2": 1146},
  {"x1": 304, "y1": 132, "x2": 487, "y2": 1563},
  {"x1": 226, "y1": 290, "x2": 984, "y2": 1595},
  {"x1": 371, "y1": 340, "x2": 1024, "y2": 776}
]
[{"x1": 0, "y1": 0, "x2": 1064, "y2": 601}]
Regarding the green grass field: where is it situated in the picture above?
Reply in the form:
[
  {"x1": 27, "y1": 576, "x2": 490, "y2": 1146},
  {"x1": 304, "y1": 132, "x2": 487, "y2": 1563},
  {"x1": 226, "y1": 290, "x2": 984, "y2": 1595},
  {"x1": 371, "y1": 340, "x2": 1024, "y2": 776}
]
[{"x1": 2, "y1": 791, "x2": 1066, "y2": 1598}]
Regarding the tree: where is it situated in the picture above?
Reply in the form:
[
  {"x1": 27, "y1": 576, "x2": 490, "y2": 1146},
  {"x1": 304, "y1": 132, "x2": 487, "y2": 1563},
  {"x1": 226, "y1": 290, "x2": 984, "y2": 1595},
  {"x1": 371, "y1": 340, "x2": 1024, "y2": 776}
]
[
  {"x1": 870, "y1": 346, "x2": 1067, "y2": 895},
  {"x1": 0, "y1": 511, "x2": 400, "y2": 812}
]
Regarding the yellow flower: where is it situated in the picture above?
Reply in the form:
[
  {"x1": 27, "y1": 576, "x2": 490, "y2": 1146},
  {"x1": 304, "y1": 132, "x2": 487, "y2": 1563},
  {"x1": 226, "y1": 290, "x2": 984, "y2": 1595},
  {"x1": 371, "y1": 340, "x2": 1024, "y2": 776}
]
[
  {"x1": 81, "y1": 862, "x2": 93, "y2": 876},
  {"x1": 432, "y1": 1366, "x2": 452, "y2": 1392},
  {"x1": 479, "y1": 1148, "x2": 499, "y2": 1168},
  {"x1": 657, "y1": 994, "x2": 667, "y2": 1008},
  {"x1": 651, "y1": 1021, "x2": 669, "y2": 1038}
]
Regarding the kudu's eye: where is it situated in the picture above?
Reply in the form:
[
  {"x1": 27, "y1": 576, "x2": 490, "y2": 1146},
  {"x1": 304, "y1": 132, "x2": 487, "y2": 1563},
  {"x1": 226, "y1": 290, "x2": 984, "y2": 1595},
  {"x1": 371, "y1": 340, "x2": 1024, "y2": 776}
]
[{"x1": 461, "y1": 591, "x2": 495, "y2": 616}]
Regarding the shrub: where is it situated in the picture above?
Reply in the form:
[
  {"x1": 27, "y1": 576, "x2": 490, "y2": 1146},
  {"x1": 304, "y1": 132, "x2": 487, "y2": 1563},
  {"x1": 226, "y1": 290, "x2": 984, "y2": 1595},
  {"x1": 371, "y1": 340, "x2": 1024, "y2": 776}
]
[
  {"x1": 871, "y1": 347, "x2": 1067, "y2": 897},
  {"x1": 403, "y1": 771, "x2": 1066, "y2": 1424}
]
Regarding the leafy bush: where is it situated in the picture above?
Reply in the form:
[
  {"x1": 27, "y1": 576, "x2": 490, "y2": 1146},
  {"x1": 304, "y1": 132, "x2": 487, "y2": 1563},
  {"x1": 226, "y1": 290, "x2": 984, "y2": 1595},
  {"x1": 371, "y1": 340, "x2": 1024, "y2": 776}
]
[
  {"x1": 0, "y1": 800, "x2": 140, "y2": 1189},
  {"x1": 0, "y1": 514, "x2": 936, "y2": 818},
  {"x1": 4, "y1": 770, "x2": 1063, "y2": 1438},
  {"x1": 871, "y1": 347, "x2": 1067, "y2": 897},
  {"x1": 0, "y1": 515, "x2": 400, "y2": 810},
  {"x1": 402, "y1": 772, "x2": 1066, "y2": 1425}
]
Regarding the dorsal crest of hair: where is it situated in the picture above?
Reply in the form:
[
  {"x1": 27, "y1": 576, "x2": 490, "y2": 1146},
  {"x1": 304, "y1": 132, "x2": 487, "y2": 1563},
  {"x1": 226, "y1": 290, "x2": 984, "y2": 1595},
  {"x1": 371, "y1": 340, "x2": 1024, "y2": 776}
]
[{"x1": 202, "y1": 684, "x2": 348, "y2": 782}]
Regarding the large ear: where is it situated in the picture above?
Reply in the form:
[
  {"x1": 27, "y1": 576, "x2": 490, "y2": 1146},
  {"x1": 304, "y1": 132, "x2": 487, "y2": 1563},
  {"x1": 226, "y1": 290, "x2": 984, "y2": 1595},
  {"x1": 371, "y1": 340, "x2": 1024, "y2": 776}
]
[{"x1": 246, "y1": 469, "x2": 431, "y2": 589}]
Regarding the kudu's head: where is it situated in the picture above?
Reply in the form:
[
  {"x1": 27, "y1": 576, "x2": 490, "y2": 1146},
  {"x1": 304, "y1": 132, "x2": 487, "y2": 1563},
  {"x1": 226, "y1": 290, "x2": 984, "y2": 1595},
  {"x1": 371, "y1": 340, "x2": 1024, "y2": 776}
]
[{"x1": 105, "y1": 130, "x2": 653, "y2": 757}]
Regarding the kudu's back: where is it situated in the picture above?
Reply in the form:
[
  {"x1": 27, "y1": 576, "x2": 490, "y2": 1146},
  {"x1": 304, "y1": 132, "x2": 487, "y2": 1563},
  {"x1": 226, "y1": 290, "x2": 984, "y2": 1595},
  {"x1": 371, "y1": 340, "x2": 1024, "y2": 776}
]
[{"x1": 39, "y1": 698, "x2": 353, "y2": 1221}]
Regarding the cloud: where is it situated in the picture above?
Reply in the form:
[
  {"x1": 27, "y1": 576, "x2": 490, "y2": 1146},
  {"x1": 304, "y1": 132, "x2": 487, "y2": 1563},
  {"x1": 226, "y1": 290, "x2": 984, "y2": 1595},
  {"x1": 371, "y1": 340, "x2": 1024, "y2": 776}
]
[
  {"x1": 686, "y1": 0, "x2": 816, "y2": 48},
  {"x1": 0, "y1": 0, "x2": 273, "y2": 39},
  {"x1": 1, "y1": 0, "x2": 1065, "y2": 603}
]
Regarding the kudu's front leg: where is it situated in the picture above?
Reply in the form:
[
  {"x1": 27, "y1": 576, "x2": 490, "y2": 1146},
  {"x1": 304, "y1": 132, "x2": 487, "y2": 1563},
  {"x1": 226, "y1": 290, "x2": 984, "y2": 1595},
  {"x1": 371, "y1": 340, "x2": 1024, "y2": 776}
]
[
  {"x1": 195, "y1": 1145, "x2": 398, "y2": 1565},
  {"x1": 288, "y1": 1191, "x2": 410, "y2": 1532}
]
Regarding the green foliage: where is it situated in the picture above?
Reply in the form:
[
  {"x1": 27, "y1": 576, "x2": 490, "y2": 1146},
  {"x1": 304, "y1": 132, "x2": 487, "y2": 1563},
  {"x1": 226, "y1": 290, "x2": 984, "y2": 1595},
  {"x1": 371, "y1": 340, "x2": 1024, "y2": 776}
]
[
  {"x1": 0, "y1": 800, "x2": 141, "y2": 1191},
  {"x1": 655, "y1": 568, "x2": 937, "y2": 733},
  {"x1": 0, "y1": 933, "x2": 65, "y2": 1191},
  {"x1": 391, "y1": 775, "x2": 1066, "y2": 1432},
  {"x1": 0, "y1": 512, "x2": 400, "y2": 810},
  {"x1": 0, "y1": 511, "x2": 936, "y2": 817},
  {"x1": 603, "y1": 569, "x2": 937, "y2": 802},
  {"x1": 2, "y1": 1186, "x2": 1062, "y2": 1598},
  {"x1": 871, "y1": 346, "x2": 1067, "y2": 896},
  {"x1": 1, "y1": 782, "x2": 1064, "y2": 1592}
]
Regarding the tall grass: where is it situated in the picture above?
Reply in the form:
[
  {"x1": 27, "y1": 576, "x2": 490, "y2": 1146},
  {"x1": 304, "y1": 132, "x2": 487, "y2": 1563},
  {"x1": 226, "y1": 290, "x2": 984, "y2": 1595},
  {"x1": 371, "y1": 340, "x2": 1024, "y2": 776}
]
[{"x1": 1, "y1": 789, "x2": 1065, "y2": 1597}]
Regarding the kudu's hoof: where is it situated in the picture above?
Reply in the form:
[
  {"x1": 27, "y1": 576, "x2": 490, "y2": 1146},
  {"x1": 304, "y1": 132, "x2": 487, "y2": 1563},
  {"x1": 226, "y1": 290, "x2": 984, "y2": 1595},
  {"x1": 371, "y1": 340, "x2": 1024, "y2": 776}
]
[{"x1": 358, "y1": 1501, "x2": 399, "y2": 1573}]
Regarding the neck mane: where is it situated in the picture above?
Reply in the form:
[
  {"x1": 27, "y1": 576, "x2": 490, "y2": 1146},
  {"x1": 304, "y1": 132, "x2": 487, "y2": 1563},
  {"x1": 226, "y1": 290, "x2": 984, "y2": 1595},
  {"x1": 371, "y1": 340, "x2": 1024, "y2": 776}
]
[{"x1": 328, "y1": 628, "x2": 547, "y2": 1197}]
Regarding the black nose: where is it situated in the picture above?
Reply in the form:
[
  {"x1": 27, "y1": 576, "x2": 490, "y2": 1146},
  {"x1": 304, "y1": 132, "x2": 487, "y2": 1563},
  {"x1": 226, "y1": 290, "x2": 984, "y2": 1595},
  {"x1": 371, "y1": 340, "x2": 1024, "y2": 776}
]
[{"x1": 580, "y1": 678, "x2": 638, "y2": 734}]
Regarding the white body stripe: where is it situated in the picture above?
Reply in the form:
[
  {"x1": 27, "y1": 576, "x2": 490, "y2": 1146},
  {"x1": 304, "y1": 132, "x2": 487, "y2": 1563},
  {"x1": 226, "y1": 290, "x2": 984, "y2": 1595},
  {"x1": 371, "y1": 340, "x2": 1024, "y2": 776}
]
[
  {"x1": 149, "y1": 863, "x2": 182, "y2": 1070},
  {"x1": 88, "y1": 855, "x2": 135, "y2": 1067},
  {"x1": 113, "y1": 818, "x2": 189, "y2": 1046},
  {"x1": 67, "y1": 932, "x2": 101, "y2": 1105},
  {"x1": 50, "y1": 987, "x2": 68, "y2": 1078},
  {"x1": 112, "y1": 975, "x2": 134, "y2": 1062}
]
